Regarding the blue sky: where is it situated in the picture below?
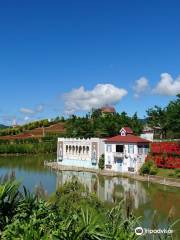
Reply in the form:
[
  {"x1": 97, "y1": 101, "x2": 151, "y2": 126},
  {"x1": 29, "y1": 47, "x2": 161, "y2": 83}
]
[{"x1": 0, "y1": 0, "x2": 180, "y2": 125}]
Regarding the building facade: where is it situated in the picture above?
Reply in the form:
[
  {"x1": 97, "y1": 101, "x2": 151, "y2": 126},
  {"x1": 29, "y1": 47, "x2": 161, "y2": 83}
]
[
  {"x1": 140, "y1": 125, "x2": 154, "y2": 141},
  {"x1": 57, "y1": 138, "x2": 104, "y2": 169},
  {"x1": 105, "y1": 128, "x2": 150, "y2": 173}
]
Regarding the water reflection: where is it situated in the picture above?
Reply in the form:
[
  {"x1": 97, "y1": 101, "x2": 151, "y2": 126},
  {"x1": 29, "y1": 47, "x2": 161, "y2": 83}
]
[
  {"x1": 56, "y1": 171, "x2": 149, "y2": 209},
  {"x1": 0, "y1": 155, "x2": 180, "y2": 236}
]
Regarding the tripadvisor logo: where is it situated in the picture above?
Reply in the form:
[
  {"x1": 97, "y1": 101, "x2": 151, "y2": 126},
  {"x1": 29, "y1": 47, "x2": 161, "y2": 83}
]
[
  {"x1": 135, "y1": 227, "x2": 174, "y2": 236},
  {"x1": 135, "y1": 227, "x2": 144, "y2": 235}
]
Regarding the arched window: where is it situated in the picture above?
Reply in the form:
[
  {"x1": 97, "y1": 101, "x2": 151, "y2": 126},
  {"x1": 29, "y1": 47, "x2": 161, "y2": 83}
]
[
  {"x1": 79, "y1": 146, "x2": 82, "y2": 153},
  {"x1": 76, "y1": 146, "x2": 78, "y2": 153},
  {"x1": 86, "y1": 146, "x2": 89, "y2": 154},
  {"x1": 72, "y1": 146, "x2": 75, "y2": 153},
  {"x1": 83, "y1": 146, "x2": 85, "y2": 154},
  {"x1": 66, "y1": 145, "x2": 68, "y2": 153}
]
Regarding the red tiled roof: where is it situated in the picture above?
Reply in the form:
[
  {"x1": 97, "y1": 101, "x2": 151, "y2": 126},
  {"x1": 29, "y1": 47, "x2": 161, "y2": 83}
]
[
  {"x1": 101, "y1": 106, "x2": 116, "y2": 113},
  {"x1": 105, "y1": 134, "x2": 150, "y2": 143},
  {"x1": 121, "y1": 127, "x2": 133, "y2": 134}
]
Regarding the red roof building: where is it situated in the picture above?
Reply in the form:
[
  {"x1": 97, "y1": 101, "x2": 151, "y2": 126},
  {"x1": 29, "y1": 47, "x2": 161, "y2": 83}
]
[
  {"x1": 105, "y1": 134, "x2": 150, "y2": 144},
  {"x1": 120, "y1": 127, "x2": 133, "y2": 135},
  {"x1": 101, "y1": 106, "x2": 116, "y2": 114},
  {"x1": 104, "y1": 127, "x2": 150, "y2": 173}
]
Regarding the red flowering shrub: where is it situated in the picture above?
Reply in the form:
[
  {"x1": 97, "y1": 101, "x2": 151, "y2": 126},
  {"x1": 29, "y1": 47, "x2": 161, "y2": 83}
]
[{"x1": 146, "y1": 142, "x2": 180, "y2": 169}]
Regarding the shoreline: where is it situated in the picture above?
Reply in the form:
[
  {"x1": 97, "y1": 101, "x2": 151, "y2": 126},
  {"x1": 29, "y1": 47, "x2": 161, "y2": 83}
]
[
  {"x1": 44, "y1": 162, "x2": 180, "y2": 188},
  {"x1": 0, "y1": 152, "x2": 56, "y2": 157}
]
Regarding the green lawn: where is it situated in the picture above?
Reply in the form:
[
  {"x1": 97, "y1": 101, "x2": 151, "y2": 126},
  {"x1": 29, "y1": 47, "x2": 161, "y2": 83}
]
[{"x1": 157, "y1": 168, "x2": 180, "y2": 179}]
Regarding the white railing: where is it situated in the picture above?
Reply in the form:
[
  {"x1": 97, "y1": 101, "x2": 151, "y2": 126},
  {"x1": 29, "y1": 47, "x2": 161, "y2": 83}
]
[{"x1": 113, "y1": 152, "x2": 124, "y2": 158}]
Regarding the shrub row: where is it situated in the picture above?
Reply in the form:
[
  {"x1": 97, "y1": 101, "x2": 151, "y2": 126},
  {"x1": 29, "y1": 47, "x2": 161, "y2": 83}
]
[{"x1": 0, "y1": 142, "x2": 56, "y2": 154}]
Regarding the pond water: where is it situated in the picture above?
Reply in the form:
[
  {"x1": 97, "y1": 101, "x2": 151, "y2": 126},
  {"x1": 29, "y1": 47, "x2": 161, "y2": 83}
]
[{"x1": 0, "y1": 154, "x2": 180, "y2": 237}]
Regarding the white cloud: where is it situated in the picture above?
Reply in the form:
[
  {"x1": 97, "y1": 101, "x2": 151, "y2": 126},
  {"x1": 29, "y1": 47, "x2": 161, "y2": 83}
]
[
  {"x1": 63, "y1": 83, "x2": 128, "y2": 114},
  {"x1": 152, "y1": 73, "x2": 180, "y2": 96},
  {"x1": 19, "y1": 104, "x2": 44, "y2": 115},
  {"x1": 20, "y1": 108, "x2": 34, "y2": 114},
  {"x1": 133, "y1": 77, "x2": 149, "y2": 98},
  {"x1": 35, "y1": 104, "x2": 44, "y2": 113},
  {"x1": 24, "y1": 116, "x2": 30, "y2": 121}
]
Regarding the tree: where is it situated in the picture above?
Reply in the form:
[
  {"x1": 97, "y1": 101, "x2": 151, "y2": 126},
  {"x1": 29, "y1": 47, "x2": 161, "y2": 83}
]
[
  {"x1": 98, "y1": 154, "x2": 105, "y2": 170},
  {"x1": 146, "y1": 95, "x2": 180, "y2": 139},
  {"x1": 130, "y1": 112, "x2": 143, "y2": 135},
  {"x1": 146, "y1": 106, "x2": 167, "y2": 138},
  {"x1": 166, "y1": 94, "x2": 180, "y2": 138}
]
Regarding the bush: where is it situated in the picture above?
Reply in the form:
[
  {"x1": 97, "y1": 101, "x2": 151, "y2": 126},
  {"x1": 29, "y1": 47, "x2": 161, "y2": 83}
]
[
  {"x1": 149, "y1": 165, "x2": 158, "y2": 175},
  {"x1": 175, "y1": 169, "x2": 180, "y2": 175},
  {"x1": 140, "y1": 160, "x2": 158, "y2": 175},
  {"x1": 168, "y1": 173, "x2": 175, "y2": 177},
  {"x1": 0, "y1": 175, "x2": 140, "y2": 239},
  {"x1": 98, "y1": 154, "x2": 105, "y2": 170},
  {"x1": 176, "y1": 174, "x2": 180, "y2": 178}
]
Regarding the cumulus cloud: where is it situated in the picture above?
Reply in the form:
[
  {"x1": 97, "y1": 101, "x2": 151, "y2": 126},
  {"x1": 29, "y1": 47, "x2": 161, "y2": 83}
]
[
  {"x1": 133, "y1": 77, "x2": 149, "y2": 98},
  {"x1": 152, "y1": 73, "x2": 180, "y2": 96},
  {"x1": 63, "y1": 84, "x2": 128, "y2": 114}
]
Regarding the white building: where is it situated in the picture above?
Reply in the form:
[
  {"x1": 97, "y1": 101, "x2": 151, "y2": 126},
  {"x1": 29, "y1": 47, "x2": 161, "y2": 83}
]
[
  {"x1": 140, "y1": 126, "x2": 154, "y2": 142},
  {"x1": 57, "y1": 138, "x2": 104, "y2": 169},
  {"x1": 105, "y1": 127, "x2": 150, "y2": 173}
]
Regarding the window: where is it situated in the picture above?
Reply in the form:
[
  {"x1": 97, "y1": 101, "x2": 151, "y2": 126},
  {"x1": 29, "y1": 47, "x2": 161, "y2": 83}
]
[
  {"x1": 116, "y1": 145, "x2": 124, "y2": 153},
  {"x1": 106, "y1": 144, "x2": 112, "y2": 153},
  {"x1": 144, "y1": 145, "x2": 149, "y2": 154},
  {"x1": 138, "y1": 145, "x2": 143, "y2": 154},
  {"x1": 120, "y1": 130, "x2": 126, "y2": 136},
  {"x1": 128, "y1": 144, "x2": 134, "y2": 154}
]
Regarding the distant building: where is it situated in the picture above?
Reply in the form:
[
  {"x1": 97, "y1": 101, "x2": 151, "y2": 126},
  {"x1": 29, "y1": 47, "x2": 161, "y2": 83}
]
[
  {"x1": 104, "y1": 127, "x2": 150, "y2": 173},
  {"x1": 12, "y1": 119, "x2": 18, "y2": 128},
  {"x1": 100, "y1": 106, "x2": 116, "y2": 115},
  {"x1": 120, "y1": 127, "x2": 134, "y2": 136},
  {"x1": 57, "y1": 138, "x2": 104, "y2": 169},
  {"x1": 140, "y1": 126, "x2": 154, "y2": 142}
]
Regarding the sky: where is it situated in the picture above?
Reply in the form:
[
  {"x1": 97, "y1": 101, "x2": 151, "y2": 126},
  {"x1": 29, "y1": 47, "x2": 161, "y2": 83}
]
[{"x1": 0, "y1": 0, "x2": 180, "y2": 125}]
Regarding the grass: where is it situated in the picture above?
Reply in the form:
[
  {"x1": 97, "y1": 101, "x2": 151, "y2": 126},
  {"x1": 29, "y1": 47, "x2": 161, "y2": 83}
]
[{"x1": 157, "y1": 168, "x2": 180, "y2": 179}]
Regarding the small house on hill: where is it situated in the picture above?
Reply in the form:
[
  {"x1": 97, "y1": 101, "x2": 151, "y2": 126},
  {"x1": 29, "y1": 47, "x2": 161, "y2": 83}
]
[{"x1": 100, "y1": 106, "x2": 116, "y2": 115}]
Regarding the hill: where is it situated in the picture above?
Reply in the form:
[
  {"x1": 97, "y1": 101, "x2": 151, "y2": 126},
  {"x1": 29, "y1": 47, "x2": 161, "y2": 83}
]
[
  {"x1": 0, "y1": 124, "x2": 8, "y2": 129},
  {"x1": 0, "y1": 122, "x2": 65, "y2": 140}
]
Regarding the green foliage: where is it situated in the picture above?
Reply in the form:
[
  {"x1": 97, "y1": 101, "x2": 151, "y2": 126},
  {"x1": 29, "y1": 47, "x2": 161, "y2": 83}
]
[
  {"x1": 0, "y1": 175, "x2": 141, "y2": 239},
  {"x1": 65, "y1": 111, "x2": 143, "y2": 138},
  {"x1": 140, "y1": 160, "x2": 158, "y2": 175},
  {"x1": 0, "y1": 174, "x2": 178, "y2": 239},
  {"x1": 0, "y1": 117, "x2": 65, "y2": 137},
  {"x1": 147, "y1": 94, "x2": 180, "y2": 139},
  {"x1": 98, "y1": 154, "x2": 105, "y2": 170},
  {"x1": 0, "y1": 137, "x2": 57, "y2": 154},
  {"x1": 168, "y1": 169, "x2": 180, "y2": 178},
  {"x1": 0, "y1": 124, "x2": 8, "y2": 129},
  {"x1": 0, "y1": 142, "x2": 56, "y2": 154}
]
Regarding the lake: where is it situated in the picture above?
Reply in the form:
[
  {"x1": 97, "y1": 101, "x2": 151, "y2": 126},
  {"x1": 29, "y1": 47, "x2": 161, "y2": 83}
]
[{"x1": 0, "y1": 154, "x2": 180, "y2": 237}]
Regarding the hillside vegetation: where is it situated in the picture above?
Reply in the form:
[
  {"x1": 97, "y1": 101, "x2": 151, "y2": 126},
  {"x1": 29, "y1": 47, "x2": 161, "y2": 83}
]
[{"x1": 0, "y1": 94, "x2": 179, "y2": 140}]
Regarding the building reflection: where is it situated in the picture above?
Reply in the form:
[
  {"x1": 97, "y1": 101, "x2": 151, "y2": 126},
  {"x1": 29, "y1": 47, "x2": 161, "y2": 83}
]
[{"x1": 56, "y1": 171, "x2": 148, "y2": 209}]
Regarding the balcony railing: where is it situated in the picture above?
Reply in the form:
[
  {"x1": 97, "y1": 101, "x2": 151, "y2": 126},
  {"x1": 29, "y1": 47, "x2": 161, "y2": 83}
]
[
  {"x1": 91, "y1": 158, "x2": 97, "y2": 164},
  {"x1": 113, "y1": 152, "x2": 124, "y2": 158}
]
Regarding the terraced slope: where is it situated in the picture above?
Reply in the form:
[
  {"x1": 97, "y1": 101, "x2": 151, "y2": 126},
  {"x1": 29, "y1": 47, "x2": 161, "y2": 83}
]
[{"x1": 0, "y1": 122, "x2": 65, "y2": 139}]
